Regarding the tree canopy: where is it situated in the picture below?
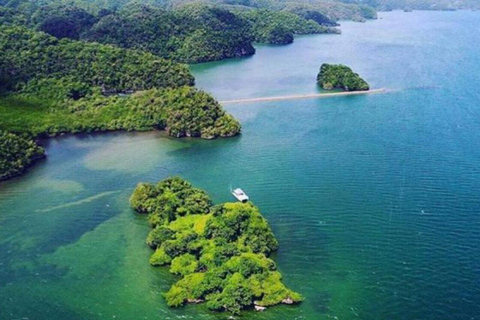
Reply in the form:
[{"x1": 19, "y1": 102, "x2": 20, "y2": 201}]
[
  {"x1": 317, "y1": 63, "x2": 370, "y2": 91},
  {"x1": 0, "y1": 131, "x2": 45, "y2": 181},
  {"x1": 84, "y1": 4, "x2": 256, "y2": 63},
  {"x1": 130, "y1": 177, "x2": 303, "y2": 313},
  {"x1": 238, "y1": 9, "x2": 338, "y2": 45},
  {"x1": 0, "y1": 25, "x2": 194, "y2": 92},
  {"x1": 1, "y1": 1, "x2": 375, "y2": 63}
]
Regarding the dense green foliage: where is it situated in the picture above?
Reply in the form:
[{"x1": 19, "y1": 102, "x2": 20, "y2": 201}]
[
  {"x1": 282, "y1": 3, "x2": 338, "y2": 26},
  {"x1": 227, "y1": 0, "x2": 376, "y2": 22},
  {"x1": 84, "y1": 4, "x2": 255, "y2": 63},
  {"x1": 31, "y1": 4, "x2": 97, "y2": 39},
  {"x1": 130, "y1": 177, "x2": 302, "y2": 313},
  {"x1": 0, "y1": 0, "x2": 378, "y2": 182},
  {"x1": 9, "y1": 0, "x2": 479, "y2": 14},
  {"x1": 1, "y1": 80, "x2": 240, "y2": 139},
  {"x1": 0, "y1": 131, "x2": 45, "y2": 181},
  {"x1": 0, "y1": 25, "x2": 193, "y2": 92},
  {"x1": 0, "y1": 0, "x2": 377, "y2": 63},
  {"x1": 317, "y1": 63, "x2": 369, "y2": 91},
  {"x1": 1, "y1": 2, "x2": 256, "y2": 64},
  {"x1": 0, "y1": 23, "x2": 240, "y2": 182},
  {"x1": 238, "y1": 9, "x2": 338, "y2": 45},
  {"x1": 0, "y1": 24, "x2": 239, "y2": 138},
  {"x1": 284, "y1": 1, "x2": 377, "y2": 22},
  {"x1": 1, "y1": 0, "x2": 379, "y2": 20}
]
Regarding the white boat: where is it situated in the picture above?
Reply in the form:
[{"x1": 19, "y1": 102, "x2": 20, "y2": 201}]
[{"x1": 232, "y1": 188, "x2": 249, "y2": 203}]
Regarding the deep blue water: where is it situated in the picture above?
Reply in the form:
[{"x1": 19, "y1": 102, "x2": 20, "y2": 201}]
[{"x1": 1, "y1": 10, "x2": 480, "y2": 320}]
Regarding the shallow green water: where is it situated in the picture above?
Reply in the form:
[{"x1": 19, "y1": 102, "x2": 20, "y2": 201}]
[{"x1": 1, "y1": 10, "x2": 480, "y2": 320}]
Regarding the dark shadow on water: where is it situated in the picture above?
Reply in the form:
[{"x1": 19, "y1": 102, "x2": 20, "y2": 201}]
[
  {"x1": 189, "y1": 54, "x2": 256, "y2": 73},
  {"x1": 39, "y1": 130, "x2": 164, "y2": 148},
  {"x1": 166, "y1": 133, "x2": 242, "y2": 157}
]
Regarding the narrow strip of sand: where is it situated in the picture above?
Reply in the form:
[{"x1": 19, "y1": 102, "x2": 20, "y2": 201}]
[{"x1": 220, "y1": 88, "x2": 386, "y2": 105}]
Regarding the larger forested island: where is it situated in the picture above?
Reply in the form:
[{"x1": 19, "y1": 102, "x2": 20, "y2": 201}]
[{"x1": 130, "y1": 177, "x2": 302, "y2": 313}]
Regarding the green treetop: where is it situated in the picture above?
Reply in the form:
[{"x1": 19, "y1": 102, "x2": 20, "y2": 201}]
[{"x1": 317, "y1": 63, "x2": 370, "y2": 91}]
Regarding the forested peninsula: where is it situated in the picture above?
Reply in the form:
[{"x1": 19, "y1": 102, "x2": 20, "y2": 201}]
[
  {"x1": 130, "y1": 177, "x2": 302, "y2": 313},
  {"x1": 0, "y1": 25, "x2": 240, "y2": 181},
  {"x1": 317, "y1": 64, "x2": 370, "y2": 91}
]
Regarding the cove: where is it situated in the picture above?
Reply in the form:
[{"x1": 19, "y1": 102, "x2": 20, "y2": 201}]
[{"x1": 1, "y1": 10, "x2": 480, "y2": 320}]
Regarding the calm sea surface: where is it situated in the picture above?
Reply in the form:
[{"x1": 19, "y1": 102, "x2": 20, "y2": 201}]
[{"x1": 1, "y1": 10, "x2": 480, "y2": 320}]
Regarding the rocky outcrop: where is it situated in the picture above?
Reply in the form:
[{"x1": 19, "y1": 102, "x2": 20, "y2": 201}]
[
  {"x1": 255, "y1": 305, "x2": 267, "y2": 311},
  {"x1": 282, "y1": 297, "x2": 294, "y2": 304}
]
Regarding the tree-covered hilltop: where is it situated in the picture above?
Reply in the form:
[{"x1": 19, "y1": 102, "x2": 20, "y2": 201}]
[
  {"x1": 1, "y1": 0, "x2": 378, "y2": 22},
  {"x1": 237, "y1": 9, "x2": 339, "y2": 45},
  {"x1": 0, "y1": 3, "x2": 256, "y2": 64},
  {"x1": 320, "y1": 1, "x2": 376, "y2": 21},
  {"x1": 0, "y1": 25, "x2": 194, "y2": 92},
  {"x1": 1, "y1": 0, "x2": 377, "y2": 63},
  {"x1": 31, "y1": 4, "x2": 98, "y2": 40},
  {"x1": 10, "y1": 3, "x2": 337, "y2": 62},
  {"x1": 84, "y1": 4, "x2": 255, "y2": 63},
  {"x1": 281, "y1": 3, "x2": 339, "y2": 27},
  {"x1": 0, "y1": 131, "x2": 45, "y2": 181},
  {"x1": 317, "y1": 63, "x2": 370, "y2": 91},
  {"x1": 130, "y1": 177, "x2": 303, "y2": 313}
]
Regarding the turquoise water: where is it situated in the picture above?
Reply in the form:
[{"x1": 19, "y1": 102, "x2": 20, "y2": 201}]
[{"x1": 1, "y1": 10, "x2": 480, "y2": 320}]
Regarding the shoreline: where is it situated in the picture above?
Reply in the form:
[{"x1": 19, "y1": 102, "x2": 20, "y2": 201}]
[{"x1": 220, "y1": 88, "x2": 386, "y2": 105}]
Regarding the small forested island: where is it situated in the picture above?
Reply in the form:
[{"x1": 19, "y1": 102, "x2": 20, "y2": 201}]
[
  {"x1": 317, "y1": 63, "x2": 370, "y2": 91},
  {"x1": 0, "y1": 131, "x2": 45, "y2": 181},
  {"x1": 130, "y1": 177, "x2": 303, "y2": 313}
]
